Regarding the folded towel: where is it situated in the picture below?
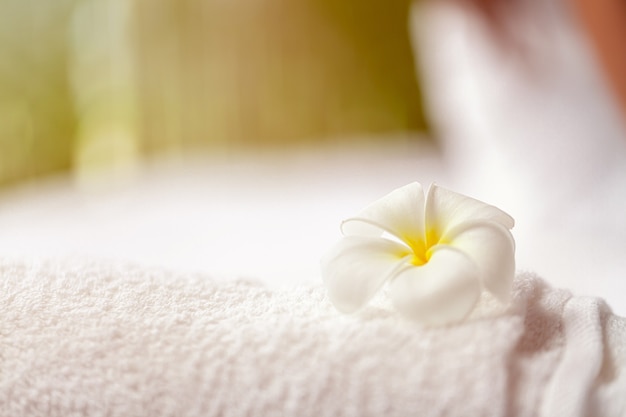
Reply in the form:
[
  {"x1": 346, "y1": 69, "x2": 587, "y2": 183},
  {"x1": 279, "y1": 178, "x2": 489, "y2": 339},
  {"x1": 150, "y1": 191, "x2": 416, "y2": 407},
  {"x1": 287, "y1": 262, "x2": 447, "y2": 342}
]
[{"x1": 0, "y1": 259, "x2": 624, "y2": 416}]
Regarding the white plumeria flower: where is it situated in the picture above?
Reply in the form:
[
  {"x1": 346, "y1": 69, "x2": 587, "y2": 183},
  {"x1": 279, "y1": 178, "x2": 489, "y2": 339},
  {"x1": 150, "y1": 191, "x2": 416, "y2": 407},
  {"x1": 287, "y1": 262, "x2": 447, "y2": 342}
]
[{"x1": 321, "y1": 182, "x2": 515, "y2": 325}]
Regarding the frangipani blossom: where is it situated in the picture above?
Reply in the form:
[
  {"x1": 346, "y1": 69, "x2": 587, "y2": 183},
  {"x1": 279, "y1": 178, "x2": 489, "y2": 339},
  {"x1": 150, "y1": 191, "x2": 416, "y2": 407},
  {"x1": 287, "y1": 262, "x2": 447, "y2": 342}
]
[{"x1": 321, "y1": 182, "x2": 515, "y2": 325}]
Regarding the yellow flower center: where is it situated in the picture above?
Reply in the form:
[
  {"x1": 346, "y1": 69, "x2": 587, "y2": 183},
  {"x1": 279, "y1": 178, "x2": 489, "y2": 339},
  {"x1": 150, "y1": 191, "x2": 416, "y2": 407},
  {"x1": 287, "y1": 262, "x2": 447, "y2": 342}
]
[{"x1": 406, "y1": 227, "x2": 444, "y2": 266}]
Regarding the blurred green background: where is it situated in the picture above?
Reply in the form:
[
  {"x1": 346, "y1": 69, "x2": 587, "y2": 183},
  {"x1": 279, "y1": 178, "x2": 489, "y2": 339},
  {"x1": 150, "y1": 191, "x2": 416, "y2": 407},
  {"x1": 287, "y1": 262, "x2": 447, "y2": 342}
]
[{"x1": 0, "y1": 0, "x2": 429, "y2": 186}]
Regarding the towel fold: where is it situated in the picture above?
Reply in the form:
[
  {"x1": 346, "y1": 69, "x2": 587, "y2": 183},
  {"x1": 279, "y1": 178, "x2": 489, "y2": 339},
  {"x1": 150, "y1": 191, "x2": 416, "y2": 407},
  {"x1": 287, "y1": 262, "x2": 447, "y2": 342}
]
[{"x1": 0, "y1": 259, "x2": 624, "y2": 416}]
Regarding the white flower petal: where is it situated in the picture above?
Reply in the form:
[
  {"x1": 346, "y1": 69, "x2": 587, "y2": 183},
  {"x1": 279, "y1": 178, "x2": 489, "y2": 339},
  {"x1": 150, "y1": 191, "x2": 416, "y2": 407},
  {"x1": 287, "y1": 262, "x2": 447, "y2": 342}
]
[
  {"x1": 447, "y1": 221, "x2": 515, "y2": 303},
  {"x1": 321, "y1": 236, "x2": 411, "y2": 313},
  {"x1": 425, "y1": 184, "x2": 514, "y2": 241},
  {"x1": 389, "y1": 246, "x2": 481, "y2": 325},
  {"x1": 341, "y1": 182, "x2": 426, "y2": 245}
]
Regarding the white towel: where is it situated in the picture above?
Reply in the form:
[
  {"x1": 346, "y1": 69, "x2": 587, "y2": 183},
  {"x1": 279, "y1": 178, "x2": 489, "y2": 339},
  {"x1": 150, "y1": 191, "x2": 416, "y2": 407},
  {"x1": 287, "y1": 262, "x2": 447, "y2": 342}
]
[{"x1": 0, "y1": 259, "x2": 624, "y2": 416}]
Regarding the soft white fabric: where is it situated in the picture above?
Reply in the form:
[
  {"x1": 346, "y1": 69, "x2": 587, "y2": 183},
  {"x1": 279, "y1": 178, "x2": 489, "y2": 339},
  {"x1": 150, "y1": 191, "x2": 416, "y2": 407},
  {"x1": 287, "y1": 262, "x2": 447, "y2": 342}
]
[
  {"x1": 1, "y1": 259, "x2": 624, "y2": 417},
  {"x1": 410, "y1": 0, "x2": 626, "y2": 310},
  {"x1": 0, "y1": 143, "x2": 624, "y2": 316}
]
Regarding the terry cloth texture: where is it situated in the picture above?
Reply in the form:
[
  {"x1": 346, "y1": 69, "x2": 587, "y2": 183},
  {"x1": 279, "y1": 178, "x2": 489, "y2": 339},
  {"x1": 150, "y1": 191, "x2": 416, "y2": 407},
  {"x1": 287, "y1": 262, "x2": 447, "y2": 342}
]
[{"x1": 0, "y1": 259, "x2": 624, "y2": 417}]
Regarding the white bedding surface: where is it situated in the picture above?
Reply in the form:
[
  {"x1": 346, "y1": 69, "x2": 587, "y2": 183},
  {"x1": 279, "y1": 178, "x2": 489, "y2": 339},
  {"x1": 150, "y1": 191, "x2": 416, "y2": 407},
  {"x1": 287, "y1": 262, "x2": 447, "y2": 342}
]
[
  {"x1": 0, "y1": 139, "x2": 624, "y2": 315},
  {"x1": 0, "y1": 139, "x2": 443, "y2": 288}
]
